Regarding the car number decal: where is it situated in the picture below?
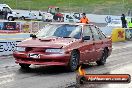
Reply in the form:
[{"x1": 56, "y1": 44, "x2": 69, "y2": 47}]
[{"x1": 29, "y1": 53, "x2": 40, "y2": 58}]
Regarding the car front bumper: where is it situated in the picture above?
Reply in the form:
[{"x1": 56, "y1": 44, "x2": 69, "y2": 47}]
[{"x1": 13, "y1": 51, "x2": 70, "y2": 66}]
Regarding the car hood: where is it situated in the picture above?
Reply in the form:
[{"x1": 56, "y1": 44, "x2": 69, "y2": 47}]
[{"x1": 17, "y1": 38, "x2": 78, "y2": 48}]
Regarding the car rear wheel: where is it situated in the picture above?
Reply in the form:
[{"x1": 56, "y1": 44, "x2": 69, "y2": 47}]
[
  {"x1": 67, "y1": 50, "x2": 79, "y2": 72},
  {"x1": 8, "y1": 16, "x2": 14, "y2": 21},
  {"x1": 19, "y1": 63, "x2": 31, "y2": 69},
  {"x1": 96, "y1": 49, "x2": 108, "y2": 65}
]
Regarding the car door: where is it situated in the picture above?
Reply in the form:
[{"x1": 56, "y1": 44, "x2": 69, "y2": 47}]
[
  {"x1": 80, "y1": 25, "x2": 95, "y2": 62},
  {"x1": 90, "y1": 26, "x2": 103, "y2": 61}
]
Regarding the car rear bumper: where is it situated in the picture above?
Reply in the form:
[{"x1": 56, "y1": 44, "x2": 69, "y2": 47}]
[{"x1": 13, "y1": 51, "x2": 70, "y2": 66}]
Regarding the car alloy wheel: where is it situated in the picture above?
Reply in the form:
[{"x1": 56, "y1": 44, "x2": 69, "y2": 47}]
[
  {"x1": 96, "y1": 49, "x2": 108, "y2": 65},
  {"x1": 68, "y1": 50, "x2": 79, "y2": 71},
  {"x1": 19, "y1": 63, "x2": 31, "y2": 69},
  {"x1": 8, "y1": 17, "x2": 13, "y2": 21}
]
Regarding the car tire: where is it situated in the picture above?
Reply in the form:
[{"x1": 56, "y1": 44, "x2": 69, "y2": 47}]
[
  {"x1": 8, "y1": 16, "x2": 14, "y2": 21},
  {"x1": 20, "y1": 16, "x2": 25, "y2": 20},
  {"x1": 19, "y1": 63, "x2": 31, "y2": 69},
  {"x1": 67, "y1": 50, "x2": 79, "y2": 72},
  {"x1": 96, "y1": 49, "x2": 108, "y2": 65}
]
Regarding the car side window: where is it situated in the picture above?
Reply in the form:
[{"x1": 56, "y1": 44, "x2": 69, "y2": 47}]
[
  {"x1": 2, "y1": 7, "x2": 11, "y2": 13},
  {"x1": 97, "y1": 28, "x2": 106, "y2": 39},
  {"x1": 90, "y1": 26, "x2": 100, "y2": 40},
  {"x1": 83, "y1": 26, "x2": 93, "y2": 40}
]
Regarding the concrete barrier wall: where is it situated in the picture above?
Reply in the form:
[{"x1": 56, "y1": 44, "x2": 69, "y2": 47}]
[
  {"x1": 0, "y1": 21, "x2": 47, "y2": 33},
  {"x1": 0, "y1": 40, "x2": 21, "y2": 56},
  {"x1": 112, "y1": 28, "x2": 125, "y2": 42},
  {"x1": 0, "y1": 33, "x2": 30, "y2": 56},
  {"x1": 0, "y1": 33, "x2": 30, "y2": 39},
  {"x1": 100, "y1": 27, "x2": 132, "y2": 42}
]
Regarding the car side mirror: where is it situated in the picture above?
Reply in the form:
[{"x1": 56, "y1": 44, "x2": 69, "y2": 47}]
[
  {"x1": 82, "y1": 36, "x2": 90, "y2": 41},
  {"x1": 30, "y1": 34, "x2": 37, "y2": 38}
]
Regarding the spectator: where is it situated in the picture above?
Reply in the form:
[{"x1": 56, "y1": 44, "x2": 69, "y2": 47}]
[
  {"x1": 2, "y1": 7, "x2": 8, "y2": 20},
  {"x1": 39, "y1": 10, "x2": 42, "y2": 16},
  {"x1": 121, "y1": 14, "x2": 127, "y2": 28},
  {"x1": 80, "y1": 13, "x2": 90, "y2": 24}
]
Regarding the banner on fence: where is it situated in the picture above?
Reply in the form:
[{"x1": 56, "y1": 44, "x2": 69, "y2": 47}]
[
  {"x1": 0, "y1": 22, "x2": 21, "y2": 33},
  {"x1": 0, "y1": 21, "x2": 48, "y2": 33},
  {"x1": 32, "y1": 22, "x2": 39, "y2": 33},
  {"x1": 125, "y1": 28, "x2": 132, "y2": 40},
  {"x1": 21, "y1": 22, "x2": 31, "y2": 33},
  {"x1": 112, "y1": 28, "x2": 125, "y2": 42}
]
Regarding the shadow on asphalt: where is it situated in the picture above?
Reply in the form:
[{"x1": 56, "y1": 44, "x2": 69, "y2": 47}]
[
  {"x1": 16, "y1": 64, "x2": 111, "y2": 88},
  {"x1": 17, "y1": 63, "x2": 98, "y2": 75},
  {"x1": 18, "y1": 66, "x2": 70, "y2": 75}
]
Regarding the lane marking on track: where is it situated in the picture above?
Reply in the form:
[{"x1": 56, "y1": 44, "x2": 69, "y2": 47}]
[
  {"x1": 0, "y1": 74, "x2": 14, "y2": 85},
  {"x1": 0, "y1": 79, "x2": 13, "y2": 85},
  {"x1": 0, "y1": 74, "x2": 14, "y2": 79}
]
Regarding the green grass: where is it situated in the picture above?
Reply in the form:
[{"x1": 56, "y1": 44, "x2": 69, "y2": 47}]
[{"x1": 1, "y1": 0, "x2": 132, "y2": 15}]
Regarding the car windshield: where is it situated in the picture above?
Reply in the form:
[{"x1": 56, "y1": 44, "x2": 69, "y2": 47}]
[{"x1": 36, "y1": 24, "x2": 82, "y2": 39}]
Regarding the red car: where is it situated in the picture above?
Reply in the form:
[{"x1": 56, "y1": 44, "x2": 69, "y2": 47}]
[{"x1": 13, "y1": 23, "x2": 112, "y2": 71}]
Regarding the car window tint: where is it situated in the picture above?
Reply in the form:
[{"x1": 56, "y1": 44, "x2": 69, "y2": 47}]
[
  {"x1": 91, "y1": 26, "x2": 100, "y2": 40},
  {"x1": 54, "y1": 25, "x2": 70, "y2": 37},
  {"x1": 69, "y1": 26, "x2": 82, "y2": 39},
  {"x1": 36, "y1": 24, "x2": 81, "y2": 39},
  {"x1": 83, "y1": 26, "x2": 93, "y2": 40},
  {"x1": 97, "y1": 28, "x2": 106, "y2": 39},
  {"x1": 54, "y1": 25, "x2": 81, "y2": 39},
  {"x1": 3, "y1": 7, "x2": 11, "y2": 13}
]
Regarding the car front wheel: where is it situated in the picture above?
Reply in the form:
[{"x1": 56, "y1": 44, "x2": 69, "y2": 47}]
[
  {"x1": 67, "y1": 50, "x2": 79, "y2": 71},
  {"x1": 96, "y1": 49, "x2": 108, "y2": 65},
  {"x1": 19, "y1": 63, "x2": 31, "y2": 69}
]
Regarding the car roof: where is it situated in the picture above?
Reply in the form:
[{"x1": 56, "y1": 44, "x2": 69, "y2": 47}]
[{"x1": 50, "y1": 22, "x2": 95, "y2": 26}]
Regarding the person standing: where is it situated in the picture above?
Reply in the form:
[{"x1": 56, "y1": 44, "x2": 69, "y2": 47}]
[
  {"x1": 121, "y1": 14, "x2": 127, "y2": 28},
  {"x1": 80, "y1": 13, "x2": 90, "y2": 24},
  {"x1": 2, "y1": 7, "x2": 8, "y2": 20}
]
